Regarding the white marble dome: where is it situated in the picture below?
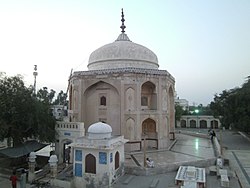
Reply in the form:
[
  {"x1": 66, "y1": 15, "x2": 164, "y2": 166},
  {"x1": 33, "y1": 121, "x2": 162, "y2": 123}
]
[
  {"x1": 88, "y1": 122, "x2": 112, "y2": 139},
  {"x1": 88, "y1": 33, "x2": 159, "y2": 70}
]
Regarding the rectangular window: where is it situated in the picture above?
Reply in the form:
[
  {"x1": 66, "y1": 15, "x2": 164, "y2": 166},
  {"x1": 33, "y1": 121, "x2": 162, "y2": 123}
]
[
  {"x1": 141, "y1": 96, "x2": 148, "y2": 106},
  {"x1": 110, "y1": 153, "x2": 113, "y2": 163},
  {"x1": 99, "y1": 152, "x2": 107, "y2": 164},
  {"x1": 75, "y1": 163, "x2": 82, "y2": 177},
  {"x1": 75, "y1": 150, "x2": 82, "y2": 161}
]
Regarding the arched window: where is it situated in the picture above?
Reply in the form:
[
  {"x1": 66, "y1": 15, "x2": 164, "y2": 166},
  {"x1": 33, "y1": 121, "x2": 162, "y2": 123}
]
[
  {"x1": 115, "y1": 151, "x2": 120, "y2": 170},
  {"x1": 100, "y1": 96, "x2": 106, "y2": 106},
  {"x1": 85, "y1": 154, "x2": 96, "y2": 174},
  {"x1": 141, "y1": 81, "x2": 157, "y2": 110}
]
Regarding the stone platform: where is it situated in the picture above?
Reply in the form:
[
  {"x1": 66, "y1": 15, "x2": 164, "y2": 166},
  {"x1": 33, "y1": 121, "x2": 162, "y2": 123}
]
[{"x1": 124, "y1": 133, "x2": 216, "y2": 176}]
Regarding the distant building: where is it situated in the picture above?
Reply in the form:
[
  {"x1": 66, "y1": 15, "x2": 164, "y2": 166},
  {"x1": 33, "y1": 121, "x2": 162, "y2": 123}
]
[
  {"x1": 175, "y1": 97, "x2": 189, "y2": 111},
  {"x1": 51, "y1": 105, "x2": 67, "y2": 121},
  {"x1": 176, "y1": 115, "x2": 221, "y2": 129}
]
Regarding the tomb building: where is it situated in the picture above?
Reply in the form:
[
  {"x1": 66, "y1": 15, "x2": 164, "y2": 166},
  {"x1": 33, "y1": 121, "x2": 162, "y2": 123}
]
[{"x1": 68, "y1": 9, "x2": 175, "y2": 151}]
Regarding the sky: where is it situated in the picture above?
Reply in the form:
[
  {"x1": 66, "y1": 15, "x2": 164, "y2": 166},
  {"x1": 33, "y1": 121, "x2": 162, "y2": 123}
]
[{"x1": 0, "y1": 0, "x2": 250, "y2": 106}]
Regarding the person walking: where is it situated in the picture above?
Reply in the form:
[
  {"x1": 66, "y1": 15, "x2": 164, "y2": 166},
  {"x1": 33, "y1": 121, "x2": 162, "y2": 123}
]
[{"x1": 9, "y1": 171, "x2": 18, "y2": 188}]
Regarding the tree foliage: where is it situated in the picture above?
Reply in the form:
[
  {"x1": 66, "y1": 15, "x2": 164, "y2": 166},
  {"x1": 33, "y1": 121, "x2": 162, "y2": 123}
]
[
  {"x1": 54, "y1": 90, "x2": 68, "y2": 105},
  {"x1": 0, "y1": 73, "x2": 57, "y2": 146},
  {"x1": 175, "y1": 104, "x2": 185, "y2": 122},
  {"x1": 210, "y1": 77, "x2": 250, "y2": 132}
]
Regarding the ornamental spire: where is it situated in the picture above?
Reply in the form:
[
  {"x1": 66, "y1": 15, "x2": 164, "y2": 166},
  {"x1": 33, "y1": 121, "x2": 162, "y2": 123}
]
[{"x1": 120, "y1": 8, "x2": 126, "y2": 33}]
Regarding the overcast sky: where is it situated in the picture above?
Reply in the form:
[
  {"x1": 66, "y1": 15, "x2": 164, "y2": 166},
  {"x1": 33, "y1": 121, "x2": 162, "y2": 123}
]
[{"x1": 1, "y1": 0, "x2": 249, "y2": 105}]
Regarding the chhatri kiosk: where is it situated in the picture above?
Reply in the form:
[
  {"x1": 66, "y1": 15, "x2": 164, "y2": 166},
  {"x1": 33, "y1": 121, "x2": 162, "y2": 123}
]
[{"x1": 71, "y1": 122, "x2": 128, "y2": 187}]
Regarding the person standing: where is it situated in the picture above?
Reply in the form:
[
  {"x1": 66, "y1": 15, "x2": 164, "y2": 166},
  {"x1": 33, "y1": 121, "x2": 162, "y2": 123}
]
[
  {"x1": 20, "y1": 169, "x2": 26, "y2": 188},
  {"x1": 9, "y1": 171, "x2": 18, "y2": 188},
  {"x1": 65, "y1": 146, "x2": 71, "y2": 164},
  {"x1": 210, "y1": 129, "x2": 216, "y2": 141}
]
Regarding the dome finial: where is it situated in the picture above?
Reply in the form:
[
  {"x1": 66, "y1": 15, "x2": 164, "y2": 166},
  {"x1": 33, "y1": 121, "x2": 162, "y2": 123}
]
[{"x1": 120, "y1": 8, "x2": 126, "y2": 33}]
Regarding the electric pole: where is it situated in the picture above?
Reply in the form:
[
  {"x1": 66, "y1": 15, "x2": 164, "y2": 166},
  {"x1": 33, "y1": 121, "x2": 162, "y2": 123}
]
[{"x1": 33, "y1": 65, "x2": 38, "y2": 95}]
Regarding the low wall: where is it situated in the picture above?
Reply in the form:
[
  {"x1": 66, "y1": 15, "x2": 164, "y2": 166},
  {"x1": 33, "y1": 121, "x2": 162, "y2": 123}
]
[{"x1": 213, "y1": 137, "x2": 221, "y2": 157}]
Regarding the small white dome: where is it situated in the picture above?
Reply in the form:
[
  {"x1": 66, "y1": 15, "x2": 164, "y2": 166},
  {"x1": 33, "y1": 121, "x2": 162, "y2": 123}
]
[{"x1": 88, "y1": 122, "x2": 112, "y2": 134}]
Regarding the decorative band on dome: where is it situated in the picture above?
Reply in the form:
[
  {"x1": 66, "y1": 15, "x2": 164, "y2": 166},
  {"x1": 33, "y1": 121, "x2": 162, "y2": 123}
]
[{"x1": 116, "y1": 33, "x2": 131, "y2": 41}]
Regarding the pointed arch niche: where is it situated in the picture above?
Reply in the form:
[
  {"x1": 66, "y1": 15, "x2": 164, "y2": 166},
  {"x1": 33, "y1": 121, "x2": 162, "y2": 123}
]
[
  {"x1": 83, "y1": 81, "x2": 120, "y2": 134},
  {"x1": 141, "y1": 81, "x2": 157, "y2": 110},
  {"x1": 125, "y1": 118, "x2": 135, "y2": 140},
  {"x1": 168, "y1": 86, "x2": 175, "y2": 131},
  {"x1": 142, "y1": 118, "x2": 158, "y2": 149},
  {"x1": 162, "y1": 89, "x2": 168, "y2": 111},
  {"x1": 125, "y1": 87, "x2": 135, "y2": 111}
]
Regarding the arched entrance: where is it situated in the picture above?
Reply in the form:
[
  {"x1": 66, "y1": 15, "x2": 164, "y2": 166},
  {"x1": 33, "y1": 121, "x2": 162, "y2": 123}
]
[
  {"x1": 115, "y1": 151, "x2": 120, "y2": 170},
  {"x1": 190, "y1": 120, "x2": 196, "y2": 128},
  {"x1": 210, "y1": 120, "x2": 219, "y2": 129},
  {"x1": 62, "y1": 139, "x2": 72, "y2": 163},
  {"x1": 214, "y1": 120, "x2": 219, "y2": 129},
  {"x1": 200, "y1": 120, "x2": 207, "y2": 128},
  {"x1": 181, "y1": 120, "x2": 186, "y2": 128},
  {"x1": 85, "y1": 154, "x2": 96, "y2": 174},
  {"x1": 142, "y1": 118, "x2": 157, "y2": 149}
]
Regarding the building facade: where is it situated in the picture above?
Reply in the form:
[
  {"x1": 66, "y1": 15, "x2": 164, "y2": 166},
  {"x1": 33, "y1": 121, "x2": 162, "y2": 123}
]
[
  {"x1": 68, "y1": 10, "x2": 175, "y2": 151},
  {"x1": 177, "y1": 115, "x2": 221, "y2": 129},
  {"x1": 175, "y1": 97, "x2": 189, "y2": 111},
  {"x1": 55, "y1": 122, "x2": 85, "y2": 163}
]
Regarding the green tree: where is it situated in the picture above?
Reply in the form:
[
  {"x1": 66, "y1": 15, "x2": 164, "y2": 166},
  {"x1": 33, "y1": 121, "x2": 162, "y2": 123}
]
[
  {"x1": 0, "y1": 73, "x2": 56, "y2": 146},
  {"x1": 37, "y1": 87, "x2": 55, "y2": 104},
  {"x1": 35, "y1": 87, "x2": 57, "y2": 141},
  {"x1": 175, "y1": 104, "x2": 187, "y2": 127},
  {"x1": 54, "y1": 90, "x2": 68, "y2": 105},
  {"x1": 210, "y1": 77, "x2": 250, "y2": 132}
]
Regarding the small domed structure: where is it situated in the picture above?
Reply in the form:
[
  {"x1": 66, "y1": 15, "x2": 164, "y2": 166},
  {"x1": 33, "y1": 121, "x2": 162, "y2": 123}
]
[{"x1": 88, "y1": 122, "x2": 112, "y2": 139}]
